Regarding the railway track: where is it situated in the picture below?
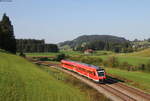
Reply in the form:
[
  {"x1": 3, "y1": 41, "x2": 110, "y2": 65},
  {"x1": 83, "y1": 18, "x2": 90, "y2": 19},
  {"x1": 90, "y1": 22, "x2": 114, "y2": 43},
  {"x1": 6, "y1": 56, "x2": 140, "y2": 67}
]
[
  {"x1": 106, "y1": 78, "x2": 150, "y2": 101},
  {"x1": 31, "y1": 60, "x2": 150, "y2": 101},
  {"x1": 99, "y1": 84, "x2": 136, "y2": 101}
]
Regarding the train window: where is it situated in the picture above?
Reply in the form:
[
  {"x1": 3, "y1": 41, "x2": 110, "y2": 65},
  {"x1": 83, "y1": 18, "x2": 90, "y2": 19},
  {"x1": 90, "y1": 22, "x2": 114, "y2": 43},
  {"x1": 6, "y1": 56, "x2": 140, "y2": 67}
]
[
  {"x1": 93, "y1": 72, "x2": 96, "y2": 76},
  {"x1": 97, "y1": 71, "x2": 104, "y2": 76}
]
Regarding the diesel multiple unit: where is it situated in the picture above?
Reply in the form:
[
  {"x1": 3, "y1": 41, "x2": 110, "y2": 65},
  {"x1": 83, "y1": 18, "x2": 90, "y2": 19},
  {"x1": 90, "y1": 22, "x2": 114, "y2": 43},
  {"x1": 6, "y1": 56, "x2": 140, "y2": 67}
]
[{"x1": 61, "y1": 60, "x2": 106, "y2": 83}]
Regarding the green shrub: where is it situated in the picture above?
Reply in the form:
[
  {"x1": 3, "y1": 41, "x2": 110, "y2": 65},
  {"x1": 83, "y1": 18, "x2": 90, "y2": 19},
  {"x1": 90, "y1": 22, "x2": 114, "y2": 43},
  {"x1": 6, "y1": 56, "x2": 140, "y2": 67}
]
[
  {"x1": 39, "y1": 57, "x2": 50, "y2": 61},
  {"x1": 19, "y1": 52, "x2": 26, "y2": 58},
  {"x1": 146, "y1": 62, "x2": 150, "y2": 72},
  {"x1": 55, "y1": 53, "x2": 66, "y2": 61},
  {"x1": 138, "y1": 64, "x2": 146, "y2": 71},
  {"x1": 139, "y1": 61, "x2": 150, "y2": 72}
]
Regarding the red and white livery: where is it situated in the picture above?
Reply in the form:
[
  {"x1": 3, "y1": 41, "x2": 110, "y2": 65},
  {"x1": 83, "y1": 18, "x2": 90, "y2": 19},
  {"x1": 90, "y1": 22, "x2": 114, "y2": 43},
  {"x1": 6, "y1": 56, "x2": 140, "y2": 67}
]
[{"x1": 61, "y1": 60, "x2": 106, "y2": 83}]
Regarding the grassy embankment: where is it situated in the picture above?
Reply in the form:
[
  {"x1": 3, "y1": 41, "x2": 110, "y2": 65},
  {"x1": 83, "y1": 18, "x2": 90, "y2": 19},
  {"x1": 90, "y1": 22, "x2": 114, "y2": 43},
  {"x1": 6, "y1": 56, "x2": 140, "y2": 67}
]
[{"x1": 0, "y1": 51, "x2": 90, "y2": 101}]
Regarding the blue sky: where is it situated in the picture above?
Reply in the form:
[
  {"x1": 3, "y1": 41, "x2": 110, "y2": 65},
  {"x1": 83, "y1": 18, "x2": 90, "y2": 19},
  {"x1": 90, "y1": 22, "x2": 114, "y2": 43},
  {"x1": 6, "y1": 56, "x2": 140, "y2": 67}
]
[{"x1": 0, "y1": 0, "x2": 150, "y2": 43}]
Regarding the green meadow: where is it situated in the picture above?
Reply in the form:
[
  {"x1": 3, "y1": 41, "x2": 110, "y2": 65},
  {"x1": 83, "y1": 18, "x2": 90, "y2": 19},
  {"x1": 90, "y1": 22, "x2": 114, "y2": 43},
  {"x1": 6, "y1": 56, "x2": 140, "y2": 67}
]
[
  {"x1": 0, "y1": 51, "x2": 90, "y2": 101},
  {"x1": 105, "y1": 68, "x2": 150, "y2": 93},
  {"x1": 26, "y1": 48, "x2": 150, "y2": 66},
  {"x1": 26, "y1": 50, "x2": 83, "y2": 57},
  {"x1": 95, "y1": 48, "x2": 150, "y2": 66}
]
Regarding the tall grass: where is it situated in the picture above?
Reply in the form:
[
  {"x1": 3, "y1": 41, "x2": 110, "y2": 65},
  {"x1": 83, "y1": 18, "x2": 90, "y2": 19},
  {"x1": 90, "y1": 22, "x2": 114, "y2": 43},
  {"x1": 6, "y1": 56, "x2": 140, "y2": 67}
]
[{"x1": 0, "y1": 51, "x2": 89, "y2": 101}]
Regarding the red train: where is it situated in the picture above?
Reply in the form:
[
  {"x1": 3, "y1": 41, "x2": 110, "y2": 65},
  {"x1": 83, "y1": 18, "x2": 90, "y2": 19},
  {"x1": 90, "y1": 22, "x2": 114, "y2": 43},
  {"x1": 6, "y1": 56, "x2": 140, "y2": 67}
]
[{"x1": 61, "y1": 60, "x2": 106, "y2": 83}]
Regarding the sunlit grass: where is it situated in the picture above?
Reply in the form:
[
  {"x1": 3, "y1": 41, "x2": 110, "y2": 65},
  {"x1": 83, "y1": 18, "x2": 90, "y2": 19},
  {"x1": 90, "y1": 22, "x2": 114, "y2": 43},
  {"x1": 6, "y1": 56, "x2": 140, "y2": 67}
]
[
  {"x1": 105, "y1": 68, "x2": 150, "y2": 93},
  {"x1": 0, "y1": 51, "x2": 89, "y2": 101}
]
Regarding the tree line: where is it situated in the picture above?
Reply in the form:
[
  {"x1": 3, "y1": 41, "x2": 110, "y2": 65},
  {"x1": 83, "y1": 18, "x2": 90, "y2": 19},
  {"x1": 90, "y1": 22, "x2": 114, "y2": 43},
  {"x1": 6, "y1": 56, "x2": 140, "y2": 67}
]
[
  {"x1": 0, "y1": 14, "x2": 16, "y2": 53},
  {"x1": 74, "y1": 40, "x2": 133, "y2": 53},
  {"x1": 16, "y1": 39, "x2": 59, "y2": 53}
]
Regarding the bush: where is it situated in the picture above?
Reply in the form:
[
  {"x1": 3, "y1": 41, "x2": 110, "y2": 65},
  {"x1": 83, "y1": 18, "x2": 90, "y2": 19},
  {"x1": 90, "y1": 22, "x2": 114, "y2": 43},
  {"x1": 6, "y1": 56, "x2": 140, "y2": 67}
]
[
  {"x1": 138, "y1": 64, "x2": 146, "y2": 71},
  {"x1": 121, "y1": 62, "x2": 137, "y2": 71},
  {"x1": 39, "y1": 57, "x2": 50, "y2": 61},
  {"x1": 19, "y1": 52, "x2": 26, "y2": 58},
  {"x1": 55, "y1": 53, "x2": 66, "y2": 61},
  {"x1": 146, "y1": 62, "x2": 150, "y2": 72},
  {"x1": 140, "y1": 61, "x2": 150, "y2": 72}
]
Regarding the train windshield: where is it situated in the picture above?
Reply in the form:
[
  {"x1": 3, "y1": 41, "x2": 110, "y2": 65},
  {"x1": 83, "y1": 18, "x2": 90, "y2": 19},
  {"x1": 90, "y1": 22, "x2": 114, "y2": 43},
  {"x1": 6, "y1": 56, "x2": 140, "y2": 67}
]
[{"x1": 97, "y1": 71, "x2": 105, "y2": 76}]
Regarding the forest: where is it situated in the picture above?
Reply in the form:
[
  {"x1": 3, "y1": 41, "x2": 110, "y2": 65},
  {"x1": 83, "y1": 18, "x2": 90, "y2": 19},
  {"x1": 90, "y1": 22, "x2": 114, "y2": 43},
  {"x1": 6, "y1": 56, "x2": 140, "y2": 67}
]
[{"x1": 16, "y1": 39, "x2": 59, "y2": 53}]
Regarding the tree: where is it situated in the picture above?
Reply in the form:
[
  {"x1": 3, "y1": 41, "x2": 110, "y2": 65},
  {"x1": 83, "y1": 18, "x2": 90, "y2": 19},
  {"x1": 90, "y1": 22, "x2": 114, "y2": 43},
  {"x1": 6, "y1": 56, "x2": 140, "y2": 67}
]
[
  {"x1": 19, "y1": 51, "x2": 26, "y2": 58},
  {"x1": 55, "y1": 53, "x2": 66, "y2": 61},
  {"x1": 0, "y1": 24, "x2": 3, "y2": 48},
  {"x1": 148, "y1": 38, "x2": 150, "y2": 42},
  {"x1": 0, "y1": 13, "x2": 16, "y2": 53},
  {"x1": 134, "y1": 38, "x2": 139, "y2": 42},
  {"x1": 104, "y1": 41, "x2": 110, "y2": 51}
]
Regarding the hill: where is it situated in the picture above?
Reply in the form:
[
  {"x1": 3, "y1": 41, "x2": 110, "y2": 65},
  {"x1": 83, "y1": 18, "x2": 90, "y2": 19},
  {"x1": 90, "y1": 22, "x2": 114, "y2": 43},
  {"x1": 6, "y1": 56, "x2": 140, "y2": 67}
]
[
  {"x1": 0, "y1": 51, "x2": 89, "y2": 101},
  {"x1": 59, "y1": 35, "x2": 128, "y2": 49}
]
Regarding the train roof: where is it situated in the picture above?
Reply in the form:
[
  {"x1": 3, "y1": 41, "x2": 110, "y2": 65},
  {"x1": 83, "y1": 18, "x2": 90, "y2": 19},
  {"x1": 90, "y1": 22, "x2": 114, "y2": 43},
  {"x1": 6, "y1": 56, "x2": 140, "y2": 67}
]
[{"x1": 63, "y1": 60, "x2": 103, "y2": 70}]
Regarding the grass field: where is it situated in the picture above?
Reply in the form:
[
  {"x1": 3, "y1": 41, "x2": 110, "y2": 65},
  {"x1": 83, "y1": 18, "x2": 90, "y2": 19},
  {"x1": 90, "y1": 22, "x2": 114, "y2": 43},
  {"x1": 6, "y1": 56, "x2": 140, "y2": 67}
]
[
  {"x1": 26, "y1": 48, "x2": 150, "y2": 66},
  {"x1": 0, "y1": 51, "x2": 90, "y2": 101},
  {"x1": 26, "y1": 50, "x2": 83, "y2": 57},
  {"x1": 96, "y1": 55, "x2": 150, "y2": 66},
  {"x1": 26, "y1": 52, "x2": 60, "y2": 57},
  {"x1": 111, "y1": 48, "x2": 150, "y2": 65},
  {"x1": 128, "y1": 48, "x2": 150, "y2": 57},
  {"x1": 95, "y1": 49, "x2": 150, "y2": 66},
  {"x1": 105, "y1": 68, "x2": 150, "y2": 93}
]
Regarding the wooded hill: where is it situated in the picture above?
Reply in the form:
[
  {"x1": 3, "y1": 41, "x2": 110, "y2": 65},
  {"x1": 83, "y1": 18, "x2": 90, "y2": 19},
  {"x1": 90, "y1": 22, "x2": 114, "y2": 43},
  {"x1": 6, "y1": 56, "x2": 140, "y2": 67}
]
[{"x1": 59, "y1": 35, "x2": 132, "y2": 53}]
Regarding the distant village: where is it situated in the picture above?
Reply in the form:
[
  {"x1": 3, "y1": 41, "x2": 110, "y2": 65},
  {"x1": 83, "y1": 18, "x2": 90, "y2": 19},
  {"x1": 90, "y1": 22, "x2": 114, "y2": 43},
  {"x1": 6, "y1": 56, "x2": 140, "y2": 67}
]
[{"x1": 131, "y1": 39, "x2": 150, "y2": 50}]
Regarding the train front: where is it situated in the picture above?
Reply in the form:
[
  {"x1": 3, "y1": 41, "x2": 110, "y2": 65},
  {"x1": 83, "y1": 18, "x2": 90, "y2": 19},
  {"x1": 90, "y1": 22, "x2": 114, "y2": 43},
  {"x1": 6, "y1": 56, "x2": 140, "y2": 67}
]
[{"x1": 96, "y1": 69, "x2": 106, "y2": 83}]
